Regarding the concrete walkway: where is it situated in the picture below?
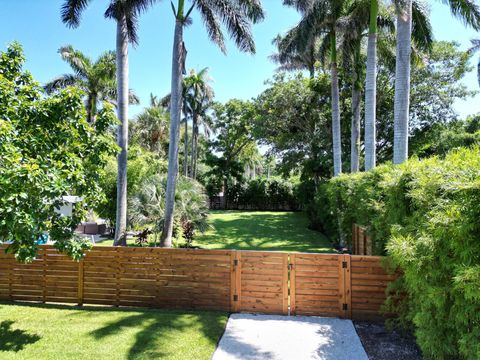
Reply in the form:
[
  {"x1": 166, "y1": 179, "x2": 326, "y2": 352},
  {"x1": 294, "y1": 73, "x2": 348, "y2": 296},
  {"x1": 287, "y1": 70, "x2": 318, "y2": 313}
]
[{"x1": 212, "y1": 314, "x2": 369, "y2": 360}]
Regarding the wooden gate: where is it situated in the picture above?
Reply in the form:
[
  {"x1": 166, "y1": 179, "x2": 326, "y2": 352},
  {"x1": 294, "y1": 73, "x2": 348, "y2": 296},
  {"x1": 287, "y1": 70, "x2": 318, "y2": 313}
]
[
  {"x1": 290, "y1": 254, "x2": 350, "y2": 318},
  {"x1": 231, "y1": 251, "x2": 288, "y2": 314}
]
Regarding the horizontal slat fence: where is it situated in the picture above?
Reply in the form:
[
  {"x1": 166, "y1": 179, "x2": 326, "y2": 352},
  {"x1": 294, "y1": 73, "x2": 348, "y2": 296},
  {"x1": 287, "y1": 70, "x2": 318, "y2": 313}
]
[{"x1": 0, "y1": 245, "x2": 396, "y2": 319}]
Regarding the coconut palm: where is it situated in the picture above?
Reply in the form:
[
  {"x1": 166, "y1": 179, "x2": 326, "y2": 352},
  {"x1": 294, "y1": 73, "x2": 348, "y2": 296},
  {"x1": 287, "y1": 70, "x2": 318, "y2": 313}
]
[
  {"x1": 393, "y1": 0, "x2": 480, "y2": 164},
  {"x1": 160, "y1": 0, "x2": 265, "y2": 247},
  {"x1": 61, "y1": 0, "x2": 154, "y2": 245},
  {"x1": 44, "y1": 46, "x2": 139, "y2": 124}
]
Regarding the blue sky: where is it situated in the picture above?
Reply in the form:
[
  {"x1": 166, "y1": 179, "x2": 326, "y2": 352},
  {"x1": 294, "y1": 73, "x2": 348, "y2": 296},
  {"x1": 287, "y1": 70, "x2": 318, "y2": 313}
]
[{"x1": 0, "y1": 0, "x2": 478, "y2": 118}]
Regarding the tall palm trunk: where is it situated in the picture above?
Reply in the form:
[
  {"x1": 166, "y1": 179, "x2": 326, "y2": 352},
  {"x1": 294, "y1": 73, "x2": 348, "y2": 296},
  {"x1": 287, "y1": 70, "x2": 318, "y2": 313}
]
[
  {"x1": 183, "y1": 102, "x2": 188, "y2": 177},
  {"x1": 114, "y1": 15, "x2": 129, "y2": 246},
  {"x1": 160, "y1": 19, "x2": 184, "y2": 247},
  {"x1": 393, "y1": 0, "x2": 412, "y2": 164},
  {"x1": 190, "y1": 114, "x2": 198, "y2": 179},
  {"x1": 331, "y1": 33, "x2": 342, "y2": 176},
  {"x1": 350, "y1": 76, "x2": 361, "y2": 173},
  {"x1": 86, "y1": 94, "x2": 95, "y2": 124},
  {"x1": 364, "y1": 0, "x2": 378, "y2": 170}
]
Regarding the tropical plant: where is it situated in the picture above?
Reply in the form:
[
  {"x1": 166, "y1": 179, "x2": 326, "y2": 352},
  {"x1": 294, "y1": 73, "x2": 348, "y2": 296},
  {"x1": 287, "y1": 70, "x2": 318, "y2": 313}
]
[
  {"x1": 61, "y1": 0, "x2": 154, "y2": 245},
  {"x1": 44, "y1": 45, "x2": 139, "y2": 124},
  {"x1": 131, "y1": 96, "x2": 170, "y2": 155},
  {"x1": 393, "y1": 0, "x2": 480, "y2": 164},
  {"x1": 0, "y1": 43, "x2": 118, "y2": 262},
  {"x1": 130, "y1": 175, "x2": 209, "y2": 247},
  {"x1": 161, "y1": 0, "x2": 265, "y2": 247}
]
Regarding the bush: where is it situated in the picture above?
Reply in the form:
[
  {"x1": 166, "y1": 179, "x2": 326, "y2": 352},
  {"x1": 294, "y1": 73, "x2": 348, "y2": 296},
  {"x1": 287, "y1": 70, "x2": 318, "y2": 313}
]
[
  {"x1": 225, "y1": 178, "x2": 299, "y2": 210},
  {"x1": 313, "y1": 147, "x2": 480, "y2": 359},
  {"x1": 129, "y1": 175, "x2": 209, "y2": 246}
]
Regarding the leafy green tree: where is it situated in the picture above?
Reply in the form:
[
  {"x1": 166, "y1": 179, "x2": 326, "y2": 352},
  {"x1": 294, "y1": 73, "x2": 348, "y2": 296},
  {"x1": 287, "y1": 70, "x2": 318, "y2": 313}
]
[
  {"x1": 95, "y1": 145, "x2": 167, "y2": 231},
  {"x1": 61, "y1": 0, "x2": 155, "y2": 245},
  {"x1": 161, "y1": 0, "x2": 265, "y2": 246},
  {"x1": 204, "y1": 99, "x2": 257, "y2": 209},
  {"x1": 0, "y1": 43, "x2": 118, "y2": 262},
  {"x1": 44, "y1": 45, "x2": 139, "y2": 124}
]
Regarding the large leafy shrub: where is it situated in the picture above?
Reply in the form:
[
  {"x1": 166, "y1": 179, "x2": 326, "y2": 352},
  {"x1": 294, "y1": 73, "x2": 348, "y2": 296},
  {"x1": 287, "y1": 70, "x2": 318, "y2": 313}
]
[
  {"x1": 129, "y1": 175, "x2": 209, "y2": 246},
  {"x1": 0, "y1": 43, "x2": 118, "y2": 262},
  {"x1": 313, "y1": 147, "x2": 480, "y2": 359}
]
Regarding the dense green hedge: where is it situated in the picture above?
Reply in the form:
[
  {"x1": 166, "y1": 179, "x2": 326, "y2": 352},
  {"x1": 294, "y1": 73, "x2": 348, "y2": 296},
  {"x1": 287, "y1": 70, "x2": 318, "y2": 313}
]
[
  {"x1": 226, "y1": 178, "x2": 299, "y2": 210},
  {"x1": 311, "y1": 147, "x2": 480, "y2": 359}
]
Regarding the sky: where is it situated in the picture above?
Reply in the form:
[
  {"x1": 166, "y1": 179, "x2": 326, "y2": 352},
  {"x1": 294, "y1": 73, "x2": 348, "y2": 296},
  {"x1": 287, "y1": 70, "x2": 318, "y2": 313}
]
[{"x1": 0, "y1": 0, "x2": 479, "y2": 118}]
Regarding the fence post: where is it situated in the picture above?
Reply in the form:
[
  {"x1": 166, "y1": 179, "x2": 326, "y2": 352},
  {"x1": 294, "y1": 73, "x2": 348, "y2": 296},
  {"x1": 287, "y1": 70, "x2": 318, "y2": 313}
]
[
  {"x1": 230, "y1": 251, "x2": 241, "y2": 312},
  {"x1": 42, "y1": 247, "x2": 47, "y2": 303},
  {"x1": 344, "y1": 254, "x2": 352, "y2": 319},
  {"x1": 77, "y1": 259, "x2": 84, "y2": 306},
  {"x1": 289, "y1": 254, "x2": 296, "y2": 315},
  {"x1": 115, "y1": 248, "x2": 120, "y2": 307},
  {"x1": 338, "y1": 254, "x2": 352, "y2": 319},
  {"x1": 282, "y1": 253, "x2": 289, "y2": 315}
]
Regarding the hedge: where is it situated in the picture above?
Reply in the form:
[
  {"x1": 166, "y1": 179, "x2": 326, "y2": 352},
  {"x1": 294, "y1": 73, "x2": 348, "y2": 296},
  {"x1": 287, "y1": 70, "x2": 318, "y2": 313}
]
[
  {"x1": 226, "y1": 178, "x2": 299, "y2": 211},
  {"x1": 311, "y1": 147, "x2": 480, "y2": 359}
]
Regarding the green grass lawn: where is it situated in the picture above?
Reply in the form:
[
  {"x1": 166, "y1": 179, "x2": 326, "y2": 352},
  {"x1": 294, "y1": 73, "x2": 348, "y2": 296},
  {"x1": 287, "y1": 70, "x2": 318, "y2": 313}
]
[
  {"x1": 0, "y1": 303, "x2": 227, "y2": 360},
  {"x1": 193, "y1": 211, "x2": 333, "y2": 253}
]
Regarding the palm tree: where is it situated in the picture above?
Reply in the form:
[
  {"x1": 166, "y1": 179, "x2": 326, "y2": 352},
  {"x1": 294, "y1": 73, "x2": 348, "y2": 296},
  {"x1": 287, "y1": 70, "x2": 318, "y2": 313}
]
[
  {"x1": 160, "y1": 0, "x2": 265, "y2": 247},
  {"x1": 61, "y1": 0, "x2": 154, "y2": 246},
  {"x1": 132, "y1": 98, "x2": 169, "y2": 155},
  {"x1": 283, "y1": 0, "x2": 350, "y2": 177},
  {"x1": 468, "y1": 38, "x2": 480, "y2": 88},
  {"x1": 271, "y1": 33, "x2": 320, "y2": 79},
  {"x1": 44, "y1": 46, "x2": 139, "y2": 123},
  {"x1": 393, "y1": 0, "x2": 480, "y2": 164},
  {"x1": 184, "y1": 68, "x2": 214, "y2": 179}
]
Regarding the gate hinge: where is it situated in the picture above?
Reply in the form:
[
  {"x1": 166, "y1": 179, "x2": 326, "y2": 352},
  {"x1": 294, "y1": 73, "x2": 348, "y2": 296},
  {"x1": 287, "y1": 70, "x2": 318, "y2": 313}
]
[
  {"x1": 342, "y1": 261, "x2": 348, "y2": 269},
  {"x1": 233, "y1": 295, "x2": 238, "y2": 301},
  {"x1": 233, "y1": 259, "x2": 238, "y2": 266},
  {"x1": 342, "y1": 303, "x2": 348, "y2": 310}
]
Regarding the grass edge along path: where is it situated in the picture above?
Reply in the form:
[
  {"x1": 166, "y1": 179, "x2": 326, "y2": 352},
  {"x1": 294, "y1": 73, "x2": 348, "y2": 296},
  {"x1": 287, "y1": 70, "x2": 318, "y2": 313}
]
[{"x1": 0, "y1": 302, "x2": 228, "y2": 360}]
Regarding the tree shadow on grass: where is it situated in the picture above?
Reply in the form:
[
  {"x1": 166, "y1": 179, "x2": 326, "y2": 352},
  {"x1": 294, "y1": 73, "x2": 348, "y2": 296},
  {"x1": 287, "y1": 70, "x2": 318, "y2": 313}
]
[
  {"x1": 0, "y1": 320, "x2": 41, "y2": 352},
  {"x1": 90, "y1": 310, "x2": 227, "y2": 360}
]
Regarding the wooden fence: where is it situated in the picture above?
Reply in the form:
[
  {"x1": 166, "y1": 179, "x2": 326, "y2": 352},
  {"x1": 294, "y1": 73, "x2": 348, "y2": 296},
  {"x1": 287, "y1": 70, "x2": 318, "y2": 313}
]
[
  {"x1": 352, "y1": 224, "x2": 372, "y2": 256},
  {"x1": 0, "y1": 245, "x2": 395, "y2": 320}
]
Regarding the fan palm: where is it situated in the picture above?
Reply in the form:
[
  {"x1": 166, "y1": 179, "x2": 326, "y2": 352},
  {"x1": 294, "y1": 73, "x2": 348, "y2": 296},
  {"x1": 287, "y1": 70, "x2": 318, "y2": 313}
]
[
  {"x1": 160, "y1": 0, "x2": 265, "y2": 247},
  {"x1": 44, "y1": 46, "x2": 139, "y2": 124},
  {"x1": 393, "y1": 0, "x2": 480, "y2": 164},
  {"x1": 61, "y1": 0, "x2": 155, "y2": 245}
]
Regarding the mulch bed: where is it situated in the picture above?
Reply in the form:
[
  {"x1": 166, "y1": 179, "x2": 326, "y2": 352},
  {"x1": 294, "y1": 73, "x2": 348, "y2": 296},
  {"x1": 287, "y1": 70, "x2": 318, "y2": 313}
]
[{"x1": 353, "y1": 321, "x2": 423, "y2": 360}]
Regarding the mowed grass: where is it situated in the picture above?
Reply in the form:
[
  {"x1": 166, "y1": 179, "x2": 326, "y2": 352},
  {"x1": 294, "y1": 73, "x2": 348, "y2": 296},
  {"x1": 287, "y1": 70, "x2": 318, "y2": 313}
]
[
  {"x1": 193, "y1": 211, "x2": 333, "y2": 253},
  {"x1": 0, "y1": 303, "x2": 228, "y2": 360}
]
